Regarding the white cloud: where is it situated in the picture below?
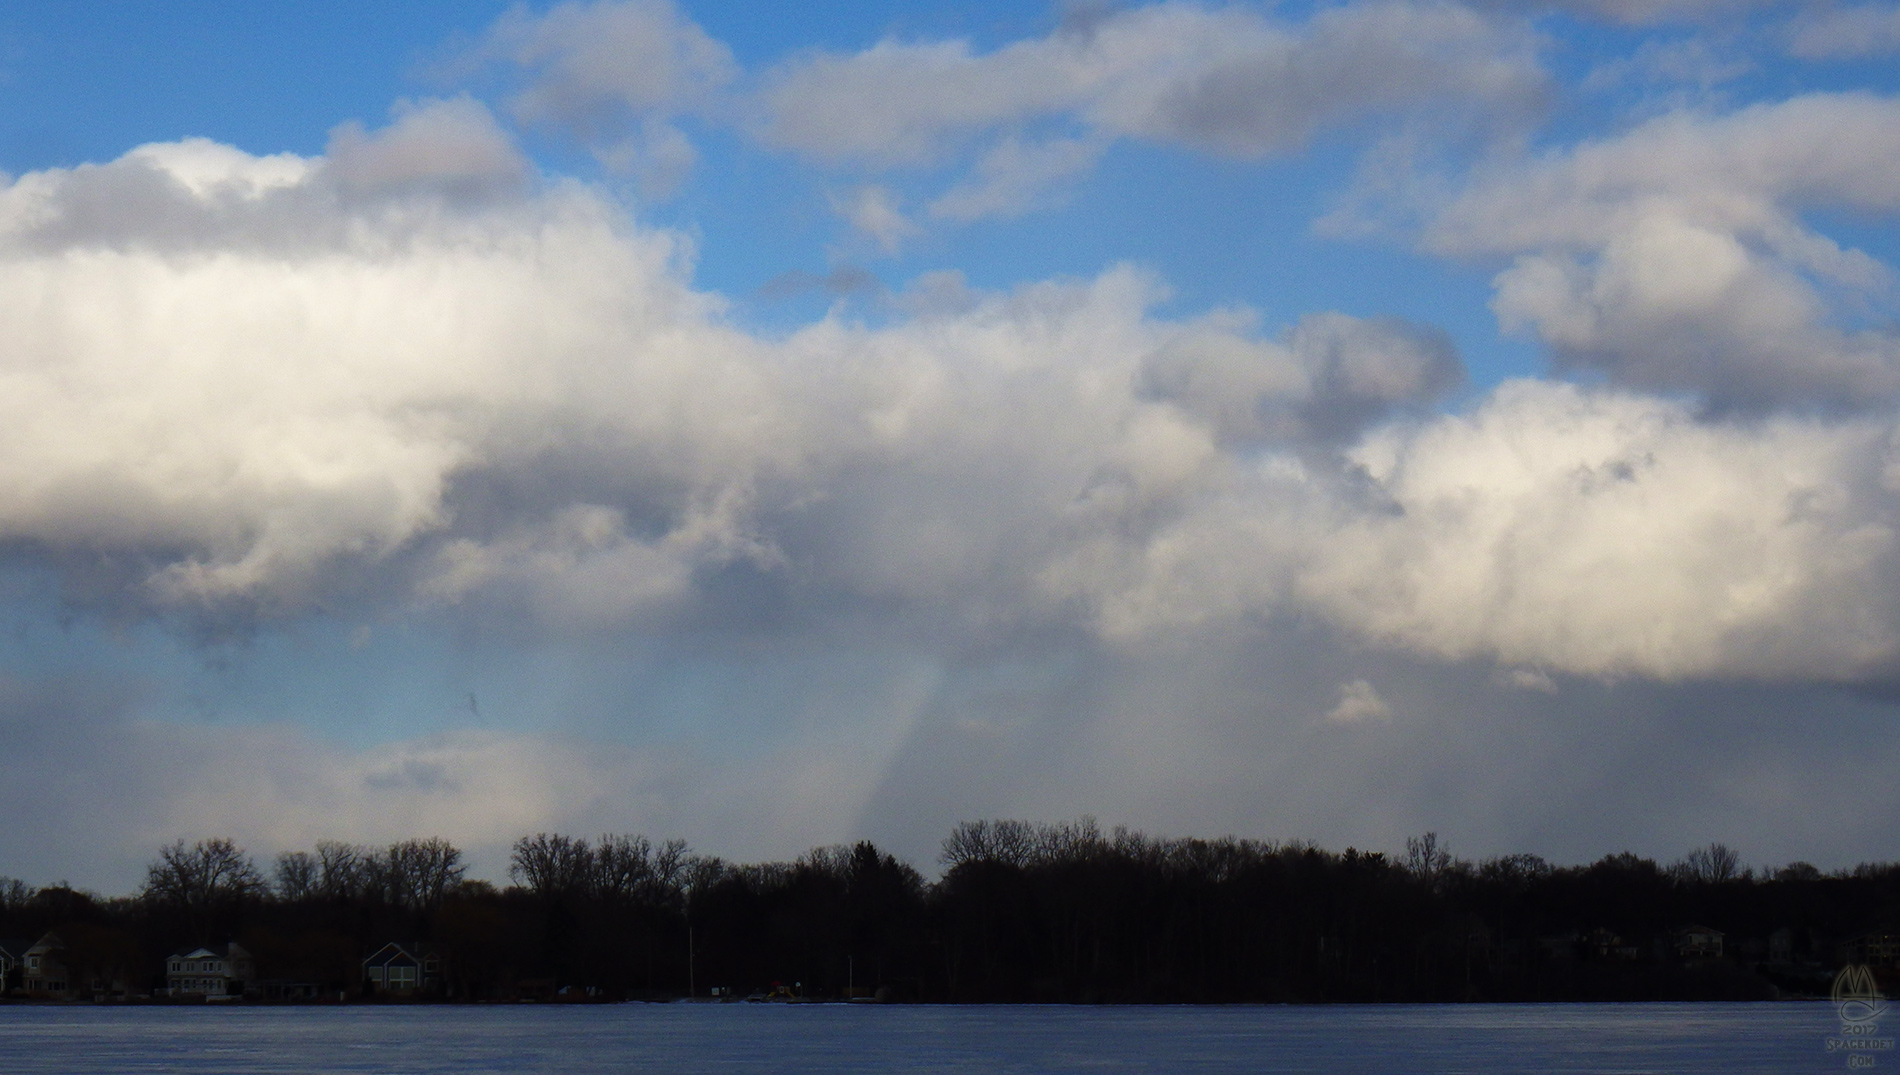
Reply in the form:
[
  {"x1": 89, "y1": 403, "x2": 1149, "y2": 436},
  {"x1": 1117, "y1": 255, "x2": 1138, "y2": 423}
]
[
  {"x1": 1303, "y1": 381, "x2": 1900, "y2": 680},
  {"x1": 1327, "y1": 678, "x2": 1393, "y2": 722},
  {"x1": 753, "y1": 0, "x2": 1544, "y2": 221},
  {"x1": 1422, "y1": 93, "x2": 1900, "y2": 407},
  {"x1": 1498, "y1": 667, "x2": 1559, "y2": 692},
  {"x1": 11, "y1": 111, "x2": 1900, "y2": 701},
  {"x1": 1046, "y1": 374, "x2": 1900, "y2": 682},
  {"x1": 452, "y1": 0, "x2": 735, "y2": 197},
  {"x1": 468, "y1": 0, "x2": 735, "y2": 127},
  {"x1": 0, "y1": 112, "x2": 780, "y2": 614},
  {"x1": 758, "y1": 2, "x2": 1544, "y2": 163}
]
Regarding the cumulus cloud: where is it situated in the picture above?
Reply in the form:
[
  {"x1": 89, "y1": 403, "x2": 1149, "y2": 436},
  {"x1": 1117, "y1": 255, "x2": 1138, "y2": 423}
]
[
  {"x1": 1301, "y1": 381, "x2": 1900, "y2": 680},
  {"x1": 1422, "y1": 93, "x2": 1900, "y2": 408},
  {"x1": 753, "y1": 0, "x2": 1545, "y2": 221},
  {"x1": 1035, "y1": 372, "x2": 1900, "y2": 683},
  {"x1": 11, "y1": 102, "x2": 1900, "y2": 737},
  {"x1": 13, "y1": 101, "x2": 1900, "y2": 888},
  {"x1": 0, "y1": 105, "x2": 782, "y2": 618}
]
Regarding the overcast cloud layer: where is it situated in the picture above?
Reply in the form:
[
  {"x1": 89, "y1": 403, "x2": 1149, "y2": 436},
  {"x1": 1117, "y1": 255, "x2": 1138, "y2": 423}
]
[{"x1": 2, "y1": 0, "x2": 1899, "y2": 890}]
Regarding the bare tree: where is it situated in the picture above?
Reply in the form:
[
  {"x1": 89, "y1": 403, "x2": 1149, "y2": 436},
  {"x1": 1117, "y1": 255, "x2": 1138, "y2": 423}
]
[
  {"x1": 591, "y1": 834, "x2": 695, "y2": 906},
  {"x1": 801, "y1": 844, "x2": 855, "y2": 879},
  {"x1": 1776, "y1": 861, "x2": 1823, "y2": 882},
  {"x1": 591, "y1": 834, "x2": 655, "y2": 901},
  {"x1": 0, "y1": 876, "x2": 31, "y2": 913},
  {"x1": 274, "y1": 851, "x2": 319, "y2": 902},
  {"x1": 1676, "y1": 843, "x2": 1745, "y2": 884},
  {"x1": 315, "y1": 841, "x2": 368, "y2": 901},
  {"x1": 1478, "y1": 853, "x2": 1551, "y2": 888},
  {"x1": 940, "y1": 821, "x2": 991, "y2": 869},
  {"x1": 653, "y1": 838, "x2": 692, "y2": 892},
  {"x1": 383, "y1": 838, "x2": 466, "y2": 911},
  {"x1": 940, "y1": 819, "x2": 1039, "y2": 869},
  {"x1": 1405, "y1": 832, "x2": 1453, "y2": 887},
  {"x1": 681, "y1": 853, "x2": 729, "y2": 913},
  {"x1": 1036, "y1": 817, "x2": 1106, "y2": 863},
  {"x1": 509, "y1": 833, "x2": 593, "y2": 898},
  {"x1": 142, "y1": 838, "x2": 264, "y2": 916}
]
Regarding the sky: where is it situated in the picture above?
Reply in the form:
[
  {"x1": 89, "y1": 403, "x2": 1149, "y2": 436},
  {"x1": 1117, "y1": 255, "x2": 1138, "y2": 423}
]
[{"x1": 2, "y1": 0, "x2": 1899, "y2": 893}]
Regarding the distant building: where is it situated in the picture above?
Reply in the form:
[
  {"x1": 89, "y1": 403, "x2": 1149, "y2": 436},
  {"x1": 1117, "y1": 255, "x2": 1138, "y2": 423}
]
[
  {"x1": 1767, "y1": 927, "x2": 1795, "y2": 965},
  {"x1": 1586, "y1": 927, "x2": 1640, "y2": 961},
  {"x1": 362, "y1": 942, "x2": 441, "y2": 996},
  {"x1": 22, "y1": 933, "x2": 71, "y2": 997},
  {"x1": 166, "y1": 943, "x2": 255, "y2": 998},
  {"x1": 1840, "y1": 929, "x2": 1900, "y2": 970},
  {"x1": 1535, "y1": 932, "x2": 1579, "y2": 960},
  {"x1": 0, "y1": 938, "x2": 32, "y2": 993},
  {"x1": 1674, "y1": 925, "x2": 1724, "y2": 960}
]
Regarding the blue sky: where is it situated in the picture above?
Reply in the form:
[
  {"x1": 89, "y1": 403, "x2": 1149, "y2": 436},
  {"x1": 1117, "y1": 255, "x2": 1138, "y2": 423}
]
[{"x1": 2, "y1": 0, "x2": 1899, "y2": 892}]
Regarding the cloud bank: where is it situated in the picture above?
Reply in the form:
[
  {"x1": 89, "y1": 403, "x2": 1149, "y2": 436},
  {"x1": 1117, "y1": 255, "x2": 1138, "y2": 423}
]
[
  {"x1": 5, "y1": 97, "x2": 1900, "y2": 686},
  {"x1": 5, "y1": 0, "x2": 1900, "y2": 890}
]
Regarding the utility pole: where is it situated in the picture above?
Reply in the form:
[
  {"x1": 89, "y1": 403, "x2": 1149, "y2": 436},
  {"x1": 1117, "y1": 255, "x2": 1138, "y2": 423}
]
[{"x1": 688, "y1": 925, "x2": 695, "y2": 999}]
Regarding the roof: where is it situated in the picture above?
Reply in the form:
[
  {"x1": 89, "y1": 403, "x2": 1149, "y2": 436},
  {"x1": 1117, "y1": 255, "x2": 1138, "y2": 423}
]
[
  {"x1": 170, "y1": 942, "x2": 252, "y2": 961},
  {"x1": 362, "y1": 942, "x2": 429, "y2": 970}
]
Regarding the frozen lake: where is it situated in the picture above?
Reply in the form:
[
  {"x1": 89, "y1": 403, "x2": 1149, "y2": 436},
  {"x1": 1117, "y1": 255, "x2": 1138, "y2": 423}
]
[{"x1": 0, "y1": 1001, "x2": 1858, "y2": 1073}]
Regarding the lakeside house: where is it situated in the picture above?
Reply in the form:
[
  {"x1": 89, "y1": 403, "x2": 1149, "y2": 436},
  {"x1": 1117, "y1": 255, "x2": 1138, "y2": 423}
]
[
  {"x1": 362, "y1": 942, "x2": 442, "y2": 997},
  {"x1": 166, "y1": 943, "x2": 254, "y2": 998},
  {"x1": 1840, "y1": 929, "x2": 1900, "y2": 971},
  {"x1": 1674, "y1": 925, "x2": 1724, "y2": 959},
  {"x1": 0, "y1": 938, "x2": 31, "y2": 993},
  {"x1": 22, "y1": 933, "x2": 70, "y2": 998}
]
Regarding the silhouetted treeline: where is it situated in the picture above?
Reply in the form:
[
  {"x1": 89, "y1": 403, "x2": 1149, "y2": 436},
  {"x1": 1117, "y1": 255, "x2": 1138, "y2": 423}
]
[{"x1": 3, "y1": 822, "x2": 1898, "y2": 1002}]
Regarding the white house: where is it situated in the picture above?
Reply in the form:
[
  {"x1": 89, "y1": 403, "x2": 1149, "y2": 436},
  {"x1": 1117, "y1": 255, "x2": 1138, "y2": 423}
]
[
  {"x1": 1674, "y1": 925, "x2": 1725, "y2": 960},
  {"x1": 166, "y1": 942, "x2": 255, "y2": 998}
]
